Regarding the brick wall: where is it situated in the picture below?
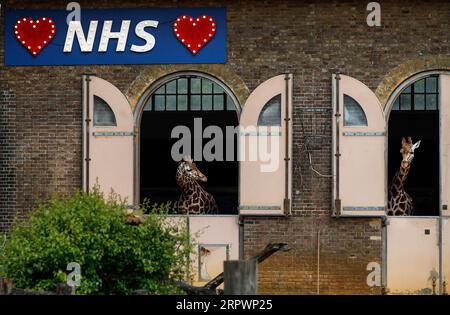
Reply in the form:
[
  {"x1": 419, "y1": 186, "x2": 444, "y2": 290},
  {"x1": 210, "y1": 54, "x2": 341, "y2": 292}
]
[
  {"x1": 0, "y1": 84, "x2": 16, "y2": 232},
  {"x1": 1, "y1": 0, "x2": 449, "y2": 294}
]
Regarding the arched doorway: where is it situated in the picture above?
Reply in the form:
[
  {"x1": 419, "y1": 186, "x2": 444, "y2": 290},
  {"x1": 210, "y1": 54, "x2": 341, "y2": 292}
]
[
  {"x1": 383, "y1": 71, "x2": 450, "y2": 295},
  {"x1": 136, "y1": 72, "x2": 240, "y2": 214},
  {"x1": 387, "y1": 74, "x2": 440, "y2": 216}
]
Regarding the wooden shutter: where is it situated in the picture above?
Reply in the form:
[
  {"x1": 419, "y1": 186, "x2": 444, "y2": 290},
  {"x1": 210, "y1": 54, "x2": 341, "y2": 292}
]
[
  {"x1": 332, "y1": 74, "x2": 386, "y2": 217},
  {"x1": 82, "y1": 75, "x2": 134, "y2": 207},
  {"x1": 239, "y1": 74, "x2": 293, "y2": 216}
]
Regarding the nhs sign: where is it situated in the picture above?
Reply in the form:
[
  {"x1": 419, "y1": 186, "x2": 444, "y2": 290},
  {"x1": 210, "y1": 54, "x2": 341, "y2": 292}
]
[{"x1": 5, "y1": 7, "x2": 226, "y2": 66}]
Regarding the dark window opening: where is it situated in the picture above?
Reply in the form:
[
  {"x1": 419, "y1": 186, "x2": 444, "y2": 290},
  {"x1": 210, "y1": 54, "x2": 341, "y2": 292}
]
[
  {"x1": 388, "y1": 75, "x2": 439, "y2": 216},
  {"x1": 140, "y1": 76, "x2": 239, "y2": 215}
]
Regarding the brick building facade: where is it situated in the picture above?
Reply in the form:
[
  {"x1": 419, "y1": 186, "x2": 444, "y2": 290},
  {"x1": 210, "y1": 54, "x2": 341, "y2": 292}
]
[{"x1": 1, "y1": 0, "x2": 449, "y2": 294}]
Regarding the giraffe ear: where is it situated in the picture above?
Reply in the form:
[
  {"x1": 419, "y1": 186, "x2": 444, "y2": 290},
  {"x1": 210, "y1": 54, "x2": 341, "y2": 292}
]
[
  {"x1": 408, "y1": 136, "x2": 412, "y2": 143},
  {"x1": 401, "y1": 137, "x2": 406, "y2": 145},
  {"x1": 412, "y1": 140, "x2": 421, "y2": 150}
]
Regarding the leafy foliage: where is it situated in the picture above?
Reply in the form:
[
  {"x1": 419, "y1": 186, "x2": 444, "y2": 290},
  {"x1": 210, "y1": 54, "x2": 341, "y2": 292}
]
[{"x1": 1, "y1": 188, "x2": 193, "y2": 294}]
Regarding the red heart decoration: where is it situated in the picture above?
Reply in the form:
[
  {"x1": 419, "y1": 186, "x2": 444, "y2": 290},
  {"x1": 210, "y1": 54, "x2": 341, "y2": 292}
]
[
  {"x1": 173, "y1": 15, "x2": 217, "y2": 55},
  {"x1": 14, "y1": 17, "x2": 56, "y2": 57}
]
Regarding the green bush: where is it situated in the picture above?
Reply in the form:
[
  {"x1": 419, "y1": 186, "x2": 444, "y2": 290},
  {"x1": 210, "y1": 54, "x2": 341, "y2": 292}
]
[{"x1": 0, "y1": 188, "x2": 192, "y2": 295}]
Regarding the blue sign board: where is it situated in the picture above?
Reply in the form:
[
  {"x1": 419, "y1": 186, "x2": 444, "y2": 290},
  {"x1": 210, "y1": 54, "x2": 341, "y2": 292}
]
[{"x1": 5, "y1": 8, "x2": 226, "y2": 66}]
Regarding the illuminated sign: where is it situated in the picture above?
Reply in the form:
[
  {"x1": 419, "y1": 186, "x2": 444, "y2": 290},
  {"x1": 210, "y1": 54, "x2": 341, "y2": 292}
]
[{"x1": 5, "y1": 8, "x2": 226, "y2": 66}]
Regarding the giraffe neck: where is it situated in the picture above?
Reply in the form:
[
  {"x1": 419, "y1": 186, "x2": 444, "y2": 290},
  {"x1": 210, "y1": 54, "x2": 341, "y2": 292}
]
[
  {"x1": 390, "y1": 161, "x2": 411, "y2": 196},
  {"x1": 176, "y1": 173, "x2": 204, "y2": 195}
]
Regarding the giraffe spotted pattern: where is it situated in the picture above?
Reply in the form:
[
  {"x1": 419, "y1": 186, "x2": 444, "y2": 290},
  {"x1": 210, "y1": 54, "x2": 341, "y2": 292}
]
[
  {"x1": 387, "y1": 137, "x2": 421, "y2": 216},
  {"x1": 176, "y1": 158, "x2": 219, "y2": 215}
]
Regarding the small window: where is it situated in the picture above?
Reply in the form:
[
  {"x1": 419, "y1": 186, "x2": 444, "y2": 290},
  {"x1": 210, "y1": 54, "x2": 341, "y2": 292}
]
[
  {"x1": 392, "y1": 75, "x2": 439, "y2": 111},
  {"x1": 93, "y1": 96, "x2": 116, "y2": 127},
  {"x1": 258, "y1": 94, "x2": 281, "y2": 126},
  {"x1": 143, "y1": 77, "x2": 236, "y2": 112},
  {"x1": 343, "y1": 95, "x2": 368, "y2": 126}
]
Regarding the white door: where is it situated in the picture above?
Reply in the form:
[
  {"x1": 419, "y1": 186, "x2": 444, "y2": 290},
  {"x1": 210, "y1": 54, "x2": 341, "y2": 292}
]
[
  {"x1": 82, "y1": 75, "x2": 134, "y2": 206},
  {"x1": 189, "y1": 216, "x2": 239, "y2": 286},
  {"x1": 332, "y1": 74, "x2": 387, "y2": 217},
  {"x1": 239, "y1": 74, "x2": 293, "y2": 216},
  {"x1": 386, "y1": 217, "x2": 440, "y2": 294}
]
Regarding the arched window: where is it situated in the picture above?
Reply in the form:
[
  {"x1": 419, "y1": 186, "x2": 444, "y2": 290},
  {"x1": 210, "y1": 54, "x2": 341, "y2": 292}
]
[
  {"x1": 257, "y1": 94, "x2": 281, "y2": 126},
  {"x1": 144, "y1": 77, "x2": 236, "y2": 112},
  {"x1": 343, "y1": 94, "x2": 368, "y2": 126},
  {"x1": 93, "y1": 95, "x2": 116, "y2": 127},
  {"x1": 392, "y1": 75, "x2": 439, "y2": 111}
]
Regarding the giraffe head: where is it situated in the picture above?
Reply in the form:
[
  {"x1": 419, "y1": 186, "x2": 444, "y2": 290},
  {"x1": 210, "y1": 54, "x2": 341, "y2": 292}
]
[
  {"x1": 177, "y1": 156, "x2": 208, "y2": 182},
  {"x1": 400, "y1": 137, "x2": 421, "y2": 164}
]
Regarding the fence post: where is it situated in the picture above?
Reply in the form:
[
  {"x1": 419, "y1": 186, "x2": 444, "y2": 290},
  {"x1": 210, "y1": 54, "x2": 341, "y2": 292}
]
[
  {"x1": 0, "y1": 277, "x2": 13, "y2": 295},
  {"x1": 56, "y1": 283, "x2": 76, "y2": 295},
  {"x1": 224, "y1": 259, "x2": 258, "y2": 295}
]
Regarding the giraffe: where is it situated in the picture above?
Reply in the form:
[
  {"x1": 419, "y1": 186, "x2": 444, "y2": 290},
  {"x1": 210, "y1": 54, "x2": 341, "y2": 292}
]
[
  {"x1": 387, "y1": 137, "x2": 421, "y2": 216},
  {"x1": 176, "y1": 156, "x2": 219, "y2": 215}
]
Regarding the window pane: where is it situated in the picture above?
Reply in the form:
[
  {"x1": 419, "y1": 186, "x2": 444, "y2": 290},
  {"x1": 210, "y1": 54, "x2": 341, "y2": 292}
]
[
  {"x1": 227, "y1": 95, "x2": 235, "y2": 111},
  {"x1": 426, "y1": 94, "x2": 437, "y2": 110},
  {"x1": 426, "y1": 77, "x2": 437, "y2": 93},
  {"x1": 214, "y1": 84, "x2": 224, "y2": 94},
  {"x1": 178, "y1": 95, "x2": 188, "y2": 111},
  {"x1": 191, "y1": 78, "x2": 201, "y2": 93},
  {"x1": 414, "y1": 94, "x2": 424, "y2": 110},
  {"x1": 414, "y1": 79, "x2": 425, "y2": 93},
  {"x1": 144, "y1": 98, "x2": 152, "y2": 111},
  {"x1": 155, "y1": 86, "x2": 165, "y2": 94},
  {"x1": 400, "y1": 94, "x2": 411, "y2": 110},
  {"x1": 392, "y1": 98, "x2": 399, "y2": 110},
  {"x1": 166, "y1": 80, "x2": 177, "y2": 94},
  {"x1": 202, "y1": 95, "x2": 212, "y2": 110},
  {"x1": 93, "y1": 96, "x2": 117, "y2": 126},
  {"x1": 155, "y1": 95, "x2": 165, "y2": 111},
  {"x1": 166, "y1": 95, "x2": 176, "y2": 111},
  {"x1": 343, "y1": 95, "x2": 367, "y2": 126},
  {"x1": 202, "y1": 79, "x2": 213, "y2": 94},
  {"x1": 258, "y1": 95, "x2": 281, "y2": 126},
  {"x1": 403, "y1": 86, "x2": 411, "y2": 93},
  {"x1": 214, "y1": 95, "x2": 224, "y2": 110},
  {"x1": 177, "y1": 78, "x2": 187, "y2": 94},
  {"x1": 191, "y1": 95, "x2": 201, "y2": 110}
]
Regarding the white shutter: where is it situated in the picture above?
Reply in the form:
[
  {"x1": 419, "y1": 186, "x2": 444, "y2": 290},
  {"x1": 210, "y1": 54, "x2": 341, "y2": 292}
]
[
  {"x1": 441, "y1": 75, "x2": 450, "y2": 293},
  {"x1": 440, "y1": 74, "x2": 450, "y2": 217},
  {"x1": 332, "y1": 74, "x2": 386, "y2": 217},
  {"x1": 82, "y1": 75, "x2": 134, "y2": 207},
  {"x1": 239, "y1": 74, "x2": 293, "y2": 216}
]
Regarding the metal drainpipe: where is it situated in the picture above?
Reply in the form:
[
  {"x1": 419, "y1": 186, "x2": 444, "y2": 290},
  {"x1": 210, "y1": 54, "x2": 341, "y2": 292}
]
[
  {"x1": 317, "y1": 229, "x2": 321, "y2": 295},
  {"x1": 284, "y1": 73, "x2": 291, "y2": 215},
  {"x1": 84, "y1": 75, "x2": 92, "y2": 193},
  {"x1": 334, "y1": 73, "x2": 341, "y2": 216},
  {"x1": 238, "y1": 216, "x2": 244, "y2": 260},
  {"x1": 439, "y1": 203, "x2": 443, "y2": 294}
]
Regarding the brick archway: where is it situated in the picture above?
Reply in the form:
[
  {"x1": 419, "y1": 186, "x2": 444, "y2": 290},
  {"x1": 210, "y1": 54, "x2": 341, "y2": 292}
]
[
  {"x1": 375, "y1": 54, "x2": 450, "y2": 110},
  {"x1": 125, "y1": 64, "x2": 249, "y2": 112}
]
